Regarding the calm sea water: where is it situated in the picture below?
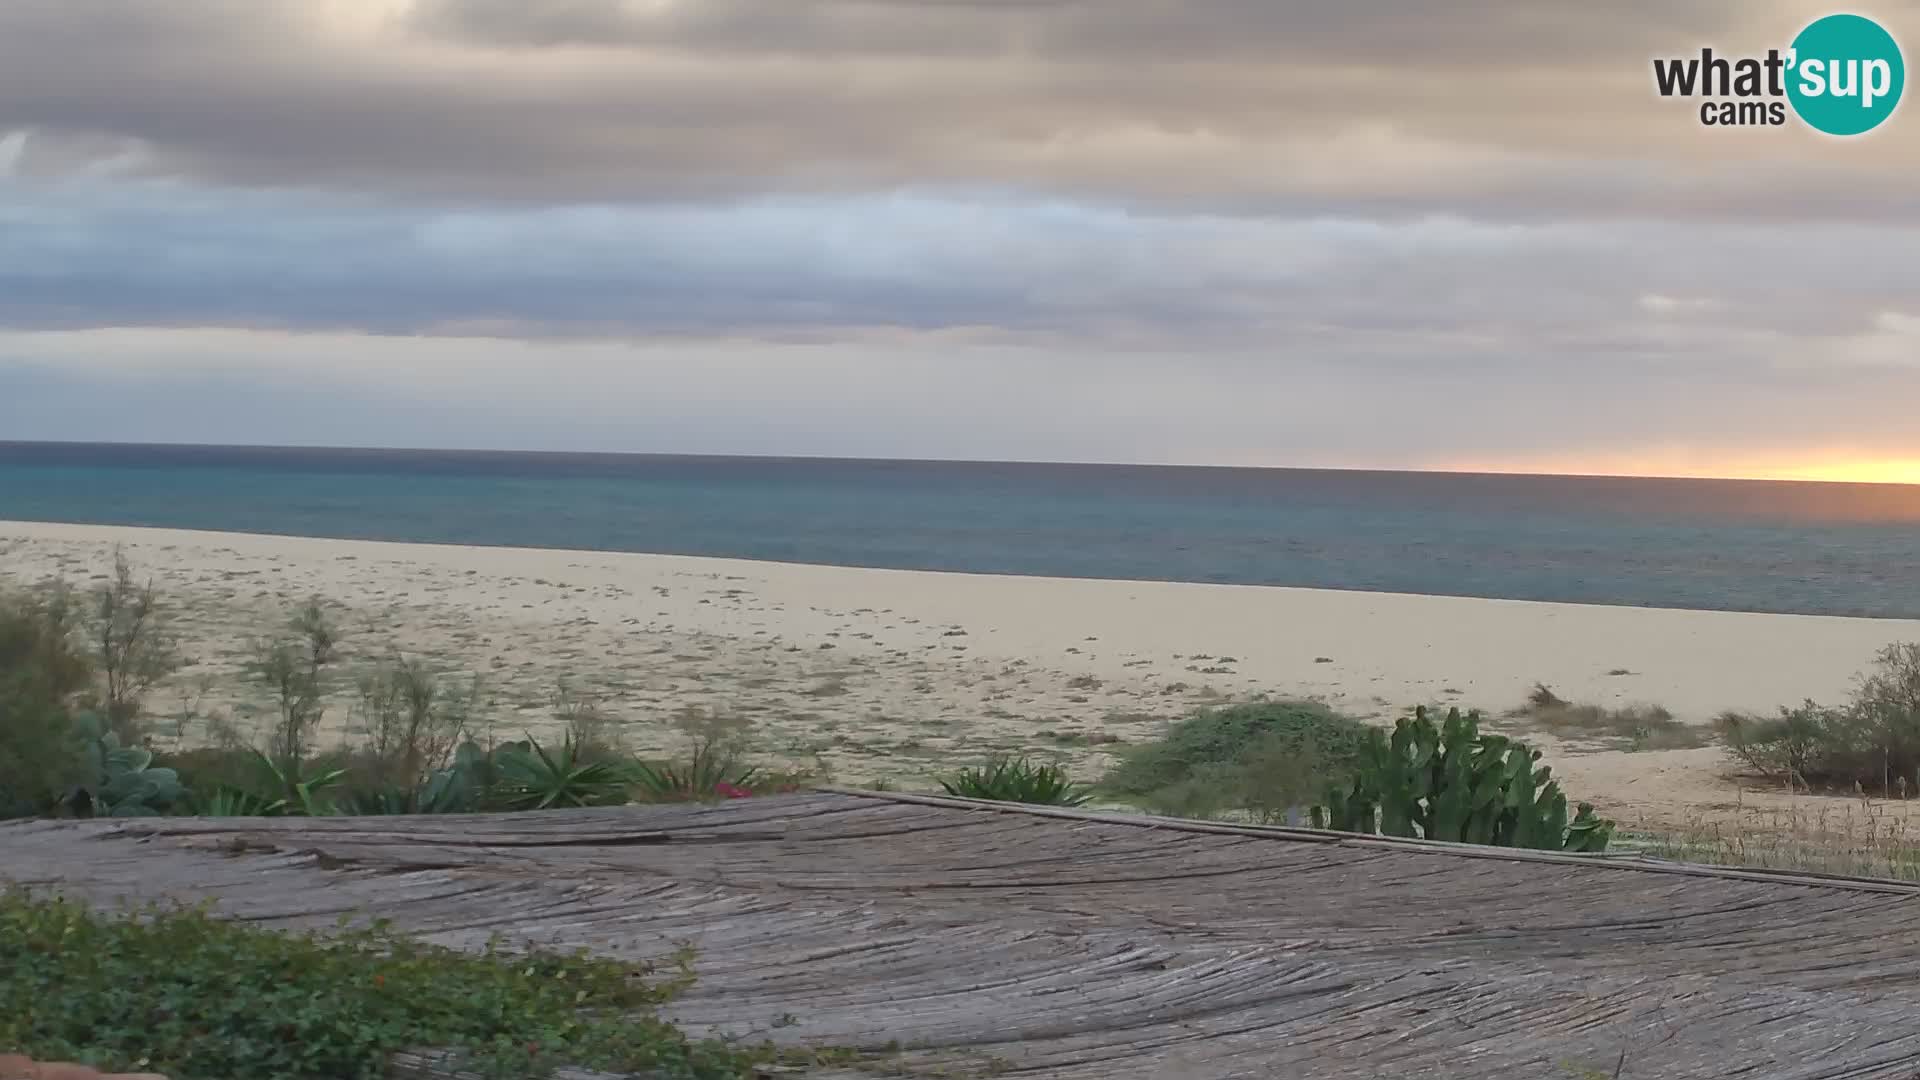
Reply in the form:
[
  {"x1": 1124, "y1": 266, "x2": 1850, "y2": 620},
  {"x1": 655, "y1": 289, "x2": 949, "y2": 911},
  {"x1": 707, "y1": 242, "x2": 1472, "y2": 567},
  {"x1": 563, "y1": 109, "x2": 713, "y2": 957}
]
[{"x1": 2, "y1": 441, "x2": 1918, "y2": 618}]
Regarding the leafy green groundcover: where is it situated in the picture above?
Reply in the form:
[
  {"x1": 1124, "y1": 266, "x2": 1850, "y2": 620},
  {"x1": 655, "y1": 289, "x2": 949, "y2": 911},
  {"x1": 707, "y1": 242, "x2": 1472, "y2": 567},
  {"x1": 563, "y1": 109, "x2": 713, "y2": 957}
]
[{"x1": 0, "y1": 889, "x2": 820, "y2": 1080}]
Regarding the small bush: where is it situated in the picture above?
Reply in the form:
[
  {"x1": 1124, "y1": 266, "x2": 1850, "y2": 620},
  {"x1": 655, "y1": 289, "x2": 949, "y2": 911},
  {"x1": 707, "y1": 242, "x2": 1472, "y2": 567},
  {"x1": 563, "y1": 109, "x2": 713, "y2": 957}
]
[
  {"x1": 82, "y1": 549, "x2": 180, "y2": 743},
  {"x1": 1714, "y1": 702, "x2": 1838, "y2": 787},
  {"x1": 941, "y1": 756, "x2": 1090, "y2": 806},
  {"x1": 249, "y1": 598, "x2": 340, "y2": 775},
  {"x1": 154, "y1": 744, "x2": 262, "y2": 799},
  {"x1": 1100, "y1": 701, "x2": 1372, "y2": 818},
  {"x1": 350, "y1": 655, "x2": 480, "y2": 804},
  {"x1": 0, "y1": 588, "x2": 91, "y2": 817},
  {"x1": 1510, "y1": 685, "x2": 1707, "y2": 751},
  {"x1": 551, "y1": 680, "x2": 625, "y2": 762},
  {"x1": 0, "y1": 888, "x2": 780, "y2": 1079},
  {"x1": 1716, "y1": 643, "x2": 1920, "y2": 793},
  {"x1": 627, "y1": 708, "x2": 807, "y2": 804}
]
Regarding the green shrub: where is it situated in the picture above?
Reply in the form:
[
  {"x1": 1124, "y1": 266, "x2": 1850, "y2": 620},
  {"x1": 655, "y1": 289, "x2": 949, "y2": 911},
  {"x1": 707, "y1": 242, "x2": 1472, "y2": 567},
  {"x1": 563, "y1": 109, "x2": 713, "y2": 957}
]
[
  {"x1": 0, "y1": 588, "x2": 91, "y2": 818},
  {"x1": 154, "y1": 745, "x2": 261, "y2": 799},
  {"x1": 1127, "y1": 736, "x2": 1331, "y2": 824},
  {"x1": 1716, "y1": 643, "x2": 1920, "y2": 793},
  {"x1": 941, "y1": 756, "x2": 1090, "y2": 806},
  {"x1": 0, "y1": 888, "x2": 786, "y2": 1079},
  {"x1": 1100, "y1": 701, "x2": 1372, "y2": 818},
  {"x1": 1316, "y1": 706, "x2": 1614, "y2": 852},
  {"x1": 1714, "y1": 701, "x2": 1841, "y2": 786}
]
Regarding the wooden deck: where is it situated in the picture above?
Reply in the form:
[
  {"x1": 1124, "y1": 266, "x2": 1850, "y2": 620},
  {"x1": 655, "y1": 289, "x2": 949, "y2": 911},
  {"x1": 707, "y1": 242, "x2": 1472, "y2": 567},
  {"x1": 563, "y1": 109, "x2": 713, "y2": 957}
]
[{"x1": 7, "y1": 790, "x2": 1920, "y2": 1079}]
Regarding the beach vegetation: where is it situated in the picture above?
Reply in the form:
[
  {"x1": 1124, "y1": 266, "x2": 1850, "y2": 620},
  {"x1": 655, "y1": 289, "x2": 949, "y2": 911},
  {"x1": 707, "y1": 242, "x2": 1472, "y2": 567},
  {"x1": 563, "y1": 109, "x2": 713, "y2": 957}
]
[
  {"x1": 250, "y1": 596, "x2": 341, "y2": 782},
  {"x1": 940, "y1": 755, "x2": 1091, "y2": 805},
  {"x1": 1509, "y1": 683, "x2": 1709, "y2": 751},
  {"x1": 1715, "y1": 642, "x2": 1920, "y2": 793},
  {"x1": 0, "y1": 887, "x2": 800, "y2": 1080},
  {"x1": 550, "y1": 678, "x2": 626, "y2": 761},
  {"x1": 1315, "y1": 706, "x2": 1615, "y2": 852},
  {"x1": 179, "y1": 698, "x2": 808, "y2": 816},
  {"x1": 60, "y1": 709, "x2": 189, "y2": 817},
  {"x1": 491, "y1": 733, "x2": 632, "y2": 810},
  {"x1": 83, "y1": 548, "x2": 181, "y2": 743},
  {"x1": 1626, "y1": 793, "x2": 1920, "y2": 880},
  {"x1": 1100, "y1": 700, "x2": 1372, "y2": 821},
  {"x1": 349, "y1": 653, "x2": 480, "y2": 803},
  {"x1": 0, "y1": 586, "x2": 92, "y2": 817}
]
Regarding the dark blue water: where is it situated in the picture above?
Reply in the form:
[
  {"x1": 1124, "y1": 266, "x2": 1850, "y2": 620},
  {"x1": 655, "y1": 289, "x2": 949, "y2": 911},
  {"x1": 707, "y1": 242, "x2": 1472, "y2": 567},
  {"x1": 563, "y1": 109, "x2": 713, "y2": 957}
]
[{"x1": 2, "y1": 441, "x2": 1918, "y2": 618}]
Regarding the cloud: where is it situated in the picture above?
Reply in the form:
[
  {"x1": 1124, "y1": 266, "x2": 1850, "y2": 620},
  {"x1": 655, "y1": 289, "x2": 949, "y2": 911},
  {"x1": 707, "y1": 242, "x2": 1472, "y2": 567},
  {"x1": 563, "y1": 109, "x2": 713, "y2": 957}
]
[
  {"x1": 6, "y1": 327, "x2": 1920, "y2": 473},
  {"x1": 2, "y1": 0, "x2": 1917, "y2": 217},
  {"x1": 5, "y1": 168, "x2": 1920, "y2": 353},
  {"x1": 1638, "y1": 294, "x2": 1720, "y2": 314},
  {"x1": 0, "y1": 130, "x2": 26, "y2": 178},
  {"x1": 1, "y1": 1, "x2": 1917, "y2": 471}
]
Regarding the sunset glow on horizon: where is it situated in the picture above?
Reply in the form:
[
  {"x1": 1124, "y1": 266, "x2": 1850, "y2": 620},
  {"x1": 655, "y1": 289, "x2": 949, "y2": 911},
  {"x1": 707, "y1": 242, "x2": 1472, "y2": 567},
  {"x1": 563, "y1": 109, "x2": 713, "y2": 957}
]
[{"x1": 1432, "y1": 454, "x2": 1920, "y2": 487}]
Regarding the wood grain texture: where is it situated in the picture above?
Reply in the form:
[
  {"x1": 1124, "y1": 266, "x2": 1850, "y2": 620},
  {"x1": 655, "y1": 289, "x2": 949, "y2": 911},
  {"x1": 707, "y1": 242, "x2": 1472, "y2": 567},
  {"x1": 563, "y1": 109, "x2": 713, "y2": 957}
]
[{"x1": 7, "y1": 791, "x2": 1920, "y2": 1079}]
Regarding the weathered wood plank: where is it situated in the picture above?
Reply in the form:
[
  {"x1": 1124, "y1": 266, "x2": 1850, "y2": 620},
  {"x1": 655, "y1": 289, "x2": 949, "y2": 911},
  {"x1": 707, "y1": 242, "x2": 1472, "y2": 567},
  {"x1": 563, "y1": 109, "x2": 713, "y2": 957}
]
[{"x1": 8, "y1": 793, "x2": 1920, "y2": 1078}]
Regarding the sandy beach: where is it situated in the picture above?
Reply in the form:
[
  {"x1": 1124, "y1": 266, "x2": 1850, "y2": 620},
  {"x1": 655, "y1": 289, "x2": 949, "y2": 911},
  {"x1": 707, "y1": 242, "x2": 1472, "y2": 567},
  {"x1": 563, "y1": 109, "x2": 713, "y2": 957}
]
[{"x1": 5, "y1": 519, "x2": 1919, "y2": 833}]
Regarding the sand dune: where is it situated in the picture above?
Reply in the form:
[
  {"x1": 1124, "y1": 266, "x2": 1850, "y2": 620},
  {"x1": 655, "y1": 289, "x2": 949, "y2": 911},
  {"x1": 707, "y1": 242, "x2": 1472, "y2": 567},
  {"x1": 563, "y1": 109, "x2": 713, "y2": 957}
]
[{"x1": 4, "y1": 519, "x2": 1918, "y2": 831}]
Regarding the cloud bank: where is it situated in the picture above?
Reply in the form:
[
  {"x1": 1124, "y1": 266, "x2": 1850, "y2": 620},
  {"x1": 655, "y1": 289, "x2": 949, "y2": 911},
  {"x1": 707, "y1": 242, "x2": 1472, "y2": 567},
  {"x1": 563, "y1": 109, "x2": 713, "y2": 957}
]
[{"x1": 1, "y1": 0, "x2": 1917, "y2": 475}]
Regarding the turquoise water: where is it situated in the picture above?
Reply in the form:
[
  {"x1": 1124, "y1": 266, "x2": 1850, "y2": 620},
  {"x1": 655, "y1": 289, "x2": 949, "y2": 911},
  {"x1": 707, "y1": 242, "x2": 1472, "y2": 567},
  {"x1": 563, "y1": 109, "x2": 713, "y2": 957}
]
[{"x1": 3, "y1": 441, "x2": 1919, "y2": 618}]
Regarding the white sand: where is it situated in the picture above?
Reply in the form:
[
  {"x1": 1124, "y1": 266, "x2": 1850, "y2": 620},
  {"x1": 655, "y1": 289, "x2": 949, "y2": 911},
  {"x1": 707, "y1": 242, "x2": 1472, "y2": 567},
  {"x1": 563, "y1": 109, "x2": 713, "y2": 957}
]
[{"x1": 5, "y1": 519, "x2": 1918, "y2": 831}]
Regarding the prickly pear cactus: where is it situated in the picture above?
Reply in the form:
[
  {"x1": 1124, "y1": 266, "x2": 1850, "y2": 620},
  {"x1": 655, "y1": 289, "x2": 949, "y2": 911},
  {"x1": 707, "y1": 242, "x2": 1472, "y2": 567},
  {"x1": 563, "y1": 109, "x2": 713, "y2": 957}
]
[
  {"x1": 66, "y1": 711, "x2": 186, "y2": 817},
  {"x1": 1313, "y1": 706, "x2": 1614, "y2": 853}
]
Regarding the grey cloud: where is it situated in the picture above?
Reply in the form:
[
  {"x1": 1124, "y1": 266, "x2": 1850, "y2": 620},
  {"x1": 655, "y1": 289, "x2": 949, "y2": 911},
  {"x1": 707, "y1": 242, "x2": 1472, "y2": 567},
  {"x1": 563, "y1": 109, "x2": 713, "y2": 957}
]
[
  {"x1": 2, "y1": 1, "x2": 1917, "y2": 218},
  {"x1": 408, "y1": 0, "x2": 1735, "y2": 66},
  {"x1": 7, "y1": 172, "x2": 1920, "y2": 353}
]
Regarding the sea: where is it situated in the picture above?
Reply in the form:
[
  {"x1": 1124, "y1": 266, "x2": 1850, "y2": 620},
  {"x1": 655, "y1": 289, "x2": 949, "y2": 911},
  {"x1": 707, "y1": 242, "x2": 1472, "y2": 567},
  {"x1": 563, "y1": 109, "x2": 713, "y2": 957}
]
[{"x1": 1, "y1": 441, "x2": 1918, "y2": 619}]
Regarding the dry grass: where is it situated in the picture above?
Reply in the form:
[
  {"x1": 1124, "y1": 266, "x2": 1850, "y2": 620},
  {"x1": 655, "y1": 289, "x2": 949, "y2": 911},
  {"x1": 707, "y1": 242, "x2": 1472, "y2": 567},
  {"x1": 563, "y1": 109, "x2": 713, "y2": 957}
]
[
  {"x1": 1507, "y1": 683, "x2": 1710, "y2": 751},
  {"x1": 1627, "y1": 791, "x2": 1920, "y2": 881}
]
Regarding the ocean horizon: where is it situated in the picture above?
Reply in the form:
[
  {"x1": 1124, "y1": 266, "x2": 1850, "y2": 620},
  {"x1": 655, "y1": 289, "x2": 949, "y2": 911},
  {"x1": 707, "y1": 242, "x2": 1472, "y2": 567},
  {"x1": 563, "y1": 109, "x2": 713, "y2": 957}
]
[{"x1": 3, "y1": 440, "x2": 1919, "y2": 620}]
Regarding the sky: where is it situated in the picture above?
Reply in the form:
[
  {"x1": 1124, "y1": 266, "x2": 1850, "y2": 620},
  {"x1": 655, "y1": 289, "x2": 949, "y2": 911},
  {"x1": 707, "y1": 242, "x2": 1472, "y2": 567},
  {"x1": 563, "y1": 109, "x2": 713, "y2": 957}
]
[{"x1": 2, "y1": 1, "x2": 1919, "y2": 481}]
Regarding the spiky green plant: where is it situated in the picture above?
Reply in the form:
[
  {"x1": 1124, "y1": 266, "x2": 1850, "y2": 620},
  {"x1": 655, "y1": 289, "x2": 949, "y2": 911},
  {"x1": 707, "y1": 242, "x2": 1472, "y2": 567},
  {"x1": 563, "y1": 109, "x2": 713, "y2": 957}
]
[
  {"x1": 197, "y1": 750, "x2": 346, "y2": 817},
  {"x1": 940, "y1": 756, "x2": 1091, "y2": 806},
  {"x1": 1313, "y1": 706, "x2": 1615, "y2": 852},
  {"x1": 197, "y1": 786, "x2": 277, "y2": 817},
  {"x1": 490, "y1": 734, "x2": 629, "y2": 810},
  {"x1": 627, "y1": 748, "x2": 761, "y2": 803}
]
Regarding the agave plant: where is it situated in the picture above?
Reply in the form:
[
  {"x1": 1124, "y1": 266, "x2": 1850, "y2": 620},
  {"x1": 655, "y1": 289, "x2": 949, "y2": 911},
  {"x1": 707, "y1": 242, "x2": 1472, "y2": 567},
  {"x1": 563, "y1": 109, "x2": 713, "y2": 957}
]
[
  {"x1": 490, "y1": 734, "x2": 629, "y2": 811},
  {"x1": 195, "y1": 750, "x2": 346, "y2": 817},
  {"x1": 627, "y1": 743, "x2": 762, "y2": 803},
  {"x1": 940, "y1": 756, "x2": 1091, "y2": 806},
  {"x1": 338, "y1": 763, "x2": 483, "y2": 816},
  {"x1": 334, "y1": 741, "x2": 490, "y2": 816},
  {"x1": 196, "y1": 786, "x2": 278, "y2": 817}
]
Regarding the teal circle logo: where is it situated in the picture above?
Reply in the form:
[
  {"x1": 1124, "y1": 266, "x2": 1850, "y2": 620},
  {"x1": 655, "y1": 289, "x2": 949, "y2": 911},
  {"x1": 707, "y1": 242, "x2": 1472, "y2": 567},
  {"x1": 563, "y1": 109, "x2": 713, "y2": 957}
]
[{"x1": 1786, "y1": 13, "x2": 1905, "y2": 135}]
